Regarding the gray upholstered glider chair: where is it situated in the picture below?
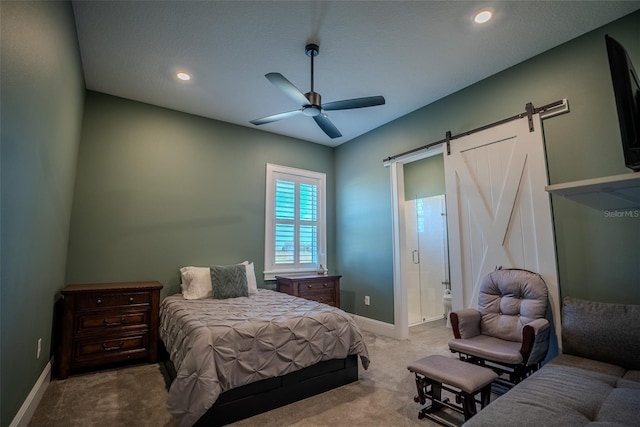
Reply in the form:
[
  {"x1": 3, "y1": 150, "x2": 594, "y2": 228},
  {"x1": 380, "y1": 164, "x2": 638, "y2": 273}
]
[{"x1": 448, "y1": 268, "x2": 551, "y2": 385}]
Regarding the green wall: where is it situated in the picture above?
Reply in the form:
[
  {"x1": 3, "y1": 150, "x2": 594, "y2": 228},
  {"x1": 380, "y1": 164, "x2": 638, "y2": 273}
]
[
  {"x1": 0, "y1": 1, "x2": 85, "y2": 425},
  {"x1": 403, "y1": 154, "x2": 445, "y2": 201},
  {"x1": 65, "y1": 91, "x2": 336, "y2": 297},
  {"x1": 335, "y1": 11, "x2": 640, "y2": 323}
]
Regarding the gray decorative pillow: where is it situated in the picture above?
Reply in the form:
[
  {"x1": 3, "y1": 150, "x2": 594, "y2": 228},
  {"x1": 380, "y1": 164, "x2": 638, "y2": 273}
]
[{"x1": 210, "y1": 264, "x2": 248, "y2": 299}]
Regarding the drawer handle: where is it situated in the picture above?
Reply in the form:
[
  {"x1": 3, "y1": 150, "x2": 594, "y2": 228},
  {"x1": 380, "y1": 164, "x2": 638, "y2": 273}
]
[
  {"x1": 307, "y1": 284, "x2": 312, "y2": 288},
  {"x1": 102, "y1": 341, "x2": 124, "y2": 351},
  {"x1": 97, "y1": 299, "x2": 102, "y2": 304},
  {"x1": 104, "y1": 316, "x2": 126, "y2": 327},
  {"x1": 323, "y1": 283, "x2": 328, "y2": 287},
  {"x1": 129, "y1": 297, "x2": 134, "y2": 302}
]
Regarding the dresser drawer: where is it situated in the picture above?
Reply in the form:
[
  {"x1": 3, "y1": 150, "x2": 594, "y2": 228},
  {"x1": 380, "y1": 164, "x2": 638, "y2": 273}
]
[
  {"x1": 76, "y1": 310, "x2": 149, "y2": 335},
  {"x1": 74, "y1": 333, "x2": 149, "y2": 362},
  {"x1": 76, "y1": 292, "x2": 150, "y2": 309}
]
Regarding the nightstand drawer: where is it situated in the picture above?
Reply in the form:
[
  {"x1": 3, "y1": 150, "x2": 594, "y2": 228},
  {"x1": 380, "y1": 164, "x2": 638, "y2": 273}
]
[
  {"x1": 299, "y1": 291, "x2": 335, "y2": 305},
  {"x1": 76, "y1": 292, "x2": 150, "y2": 309},
  {"x1": 299, "y1": 281, "x2": 335, "y2": 291},
  {"x1": 76, "y1": 310, "x2": 149, "y2": 334},
  {"x1": 276, "y1": 275, "x2": 341, "y2": 308},
  {"x1": 75, "y1": 333, "x2": 148, "y2": 360}
]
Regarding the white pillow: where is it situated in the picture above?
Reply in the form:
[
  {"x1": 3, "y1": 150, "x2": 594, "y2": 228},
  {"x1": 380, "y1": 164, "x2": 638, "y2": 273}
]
[
  {"x1": 180, "y1": 266, "x2": 213, "y2": 300},
  {"x1": 241, "y1": 261, "x2": 258, "y2": 295}
]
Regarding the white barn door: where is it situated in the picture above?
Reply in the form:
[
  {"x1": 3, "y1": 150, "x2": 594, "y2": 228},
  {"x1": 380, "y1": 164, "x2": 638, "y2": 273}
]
[{"x1": 444, "y1": 115, "x2": 560, "y2": 343}]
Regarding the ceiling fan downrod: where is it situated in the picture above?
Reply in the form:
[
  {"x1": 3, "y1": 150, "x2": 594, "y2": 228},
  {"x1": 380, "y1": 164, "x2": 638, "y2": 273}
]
[
  {"x1": 304, "y1": 43, "x2": 321, "y2": 115},
  {"x1": 306, "y1": 43, "x2": 319, "y2": 93}
]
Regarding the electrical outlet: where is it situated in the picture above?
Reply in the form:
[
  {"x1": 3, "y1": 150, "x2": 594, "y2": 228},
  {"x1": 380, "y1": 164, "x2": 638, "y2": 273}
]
[
  {"x1": 364, "y1": 296, "x2": 370, "y2": 306},
  {"x1": 37, "y1": 338, "x2": 42, "y2": 360}
]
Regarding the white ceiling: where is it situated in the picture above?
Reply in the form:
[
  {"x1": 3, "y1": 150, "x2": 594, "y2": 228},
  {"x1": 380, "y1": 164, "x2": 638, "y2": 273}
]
[{"x1": 72, "y1": 1, "x2": 640, "y2": 147}]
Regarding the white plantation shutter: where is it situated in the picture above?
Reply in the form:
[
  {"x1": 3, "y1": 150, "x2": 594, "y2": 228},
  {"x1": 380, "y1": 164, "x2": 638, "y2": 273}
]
[{"x1": 265, "y1": 164, "x2": 326, "y2": 279}]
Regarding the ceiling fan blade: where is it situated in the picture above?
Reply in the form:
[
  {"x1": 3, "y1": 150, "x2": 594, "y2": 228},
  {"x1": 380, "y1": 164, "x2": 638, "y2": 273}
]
[
  {"x1": 250, "y1": 109, "x2": 302, "y2": 125},
  {"x1": 313, "y1": 114, "x2": 342, "y2": 139},
  {"x1": 322, "y1": 96, "x2": 385, "y2": 111},
  {"x1": 265, "y1": 73, "x2": 309, "y2": 106}
]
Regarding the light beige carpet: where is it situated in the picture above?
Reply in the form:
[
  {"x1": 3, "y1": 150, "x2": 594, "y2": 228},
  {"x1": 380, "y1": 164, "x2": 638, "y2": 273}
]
[{"x1": 29, "y1": 320, "x2": 463, "y2": 426}]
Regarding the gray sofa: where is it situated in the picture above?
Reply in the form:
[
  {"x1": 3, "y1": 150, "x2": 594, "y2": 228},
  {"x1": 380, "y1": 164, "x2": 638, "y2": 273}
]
[{"x1": 464, "y1": 297, "x2": 640, "y2": 426}]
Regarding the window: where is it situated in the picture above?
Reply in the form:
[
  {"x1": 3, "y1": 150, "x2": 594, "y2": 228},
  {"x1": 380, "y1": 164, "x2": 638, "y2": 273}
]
[{"x1": 264, "y1": 164, "x2": 326, "y2": 279}]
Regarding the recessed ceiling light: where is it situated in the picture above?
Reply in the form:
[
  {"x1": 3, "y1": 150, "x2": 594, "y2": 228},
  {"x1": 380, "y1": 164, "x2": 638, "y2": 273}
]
[
  {"x1": 176, "y1": 72, "x2": 191, "y2": 81},
  {"x1": 474, "y1": 10, "x2": 492, "y2": 24}
]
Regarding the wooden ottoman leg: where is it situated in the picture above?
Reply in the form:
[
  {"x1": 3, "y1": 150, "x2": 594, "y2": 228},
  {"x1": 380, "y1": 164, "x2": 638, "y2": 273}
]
[
  {"x1": 461, "y1": 392, "x2": 477, "y2": 420},
  {"x1": 480, "y1": 384, "x2": 492, "y2": 408},
  {"x1": 413, "y1": 374, "x2": 427, "y2": 405},
  {"x1": 418, "y1": 379, "x2": 444, "y2": 420},
  {"x1": 429, "y1": 380, "x2": 443, "y2": 412}
]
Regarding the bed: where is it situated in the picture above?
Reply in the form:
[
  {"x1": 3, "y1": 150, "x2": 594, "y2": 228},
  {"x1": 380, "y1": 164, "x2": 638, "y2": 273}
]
[{"x1": 159, "y1": 288, "x2": 370, "y2": 426}]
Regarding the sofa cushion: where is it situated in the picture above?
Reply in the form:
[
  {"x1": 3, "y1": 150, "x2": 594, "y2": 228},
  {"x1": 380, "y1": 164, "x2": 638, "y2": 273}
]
[
  {"x1": 622, "y1": 370, "x2": 640, "y2": 383},
  {"x1": 548, "y1": 354, "x2": 626, "y2": 380},
  {"x1": 463, "y1": 360, "x2": 612, "y2": 426},
  {"x1": 562, "y1": 297, "x2": 640, "y2": 370},
  {"x1": 618, "y1": 370, "x2": 640, "y2": 389},
  {"x1": 463, "y1": 355, "x2": 640, "y2": 427},
  {"x1": 595, "y1": 387, "x2": 640, "y2": 425}
]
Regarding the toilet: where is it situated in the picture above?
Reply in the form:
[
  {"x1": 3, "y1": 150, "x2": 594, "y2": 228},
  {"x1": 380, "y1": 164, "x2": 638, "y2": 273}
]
[{"x1": 443, "y1": 289, "x2": 452, "y2": 328}]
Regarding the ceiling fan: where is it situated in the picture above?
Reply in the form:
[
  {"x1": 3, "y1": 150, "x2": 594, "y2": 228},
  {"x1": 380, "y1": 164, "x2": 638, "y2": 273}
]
[{"x1": 250, "y1": 43, "x2": 385, "y2": 139}]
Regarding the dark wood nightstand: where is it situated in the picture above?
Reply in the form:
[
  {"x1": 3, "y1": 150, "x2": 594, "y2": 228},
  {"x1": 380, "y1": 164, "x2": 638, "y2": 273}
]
[
  {"x1": 58, "y1": 281, "x2": 162, "y2": 379},
  {"x1": 275, "y1": 274, "x2": 341, "y2": 307}
]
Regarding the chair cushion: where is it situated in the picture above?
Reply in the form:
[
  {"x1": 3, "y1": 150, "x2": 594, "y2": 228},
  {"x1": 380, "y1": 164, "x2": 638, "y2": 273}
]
[
  {"x1": 478, "y1": 269, "x2": 548, "y2": 342},
  {"x1": 448, "y1": 335, "x2": 523, "y2": 365}
]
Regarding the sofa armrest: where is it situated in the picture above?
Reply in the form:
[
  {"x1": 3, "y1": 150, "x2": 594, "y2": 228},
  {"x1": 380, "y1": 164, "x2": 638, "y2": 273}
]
[
  {"x1": 520, "y1": 318, "x2": 550, "y2": 366},
  {"x1": 450, "y1": 308, "x2": 481, "y2": 339}
]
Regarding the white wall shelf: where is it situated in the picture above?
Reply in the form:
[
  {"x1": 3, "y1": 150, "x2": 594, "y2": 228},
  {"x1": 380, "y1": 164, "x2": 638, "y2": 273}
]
[{"x1": 545, "y1": 172, "x2": 640, "y2": 210}]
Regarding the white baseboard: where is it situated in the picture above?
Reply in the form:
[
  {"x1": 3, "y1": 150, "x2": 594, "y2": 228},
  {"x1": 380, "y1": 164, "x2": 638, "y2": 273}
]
[
  {"x1": 10, "y1": 359, "x2": 52, "y2": 427},
  {"x1": 353, "y1": 315, "x2": 400, "y2": 339}
]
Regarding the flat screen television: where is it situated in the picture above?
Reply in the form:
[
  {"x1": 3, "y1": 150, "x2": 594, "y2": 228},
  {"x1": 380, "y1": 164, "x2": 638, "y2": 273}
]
[{"x1": 605, "y1": 35, "x2": 640, "y2": 172}]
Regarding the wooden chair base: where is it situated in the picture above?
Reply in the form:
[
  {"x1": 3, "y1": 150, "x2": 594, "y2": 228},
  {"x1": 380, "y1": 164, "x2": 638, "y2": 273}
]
[{"x1": 413, "y1": 374, "x2": 492, "y2": 426}]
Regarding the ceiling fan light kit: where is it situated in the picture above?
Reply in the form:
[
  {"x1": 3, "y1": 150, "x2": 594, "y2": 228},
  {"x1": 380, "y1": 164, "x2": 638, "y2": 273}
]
[{"x1": 250, "y1": 43, "x2": 385, "y2": 139}]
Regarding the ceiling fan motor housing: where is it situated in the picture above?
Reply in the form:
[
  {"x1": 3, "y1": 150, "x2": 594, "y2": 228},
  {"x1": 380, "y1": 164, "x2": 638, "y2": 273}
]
[
  {"x1": 303, "y1": 91, "x2": 321, "y2": 116},
  {"x1": 305, "y1": 91, "x2": 321, "y2": 107}
]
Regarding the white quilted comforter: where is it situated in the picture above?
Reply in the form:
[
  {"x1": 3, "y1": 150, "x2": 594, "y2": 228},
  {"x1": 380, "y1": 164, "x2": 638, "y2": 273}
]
[{"x1": 159, "y1": 289, "x2": 370, "y2": 426}]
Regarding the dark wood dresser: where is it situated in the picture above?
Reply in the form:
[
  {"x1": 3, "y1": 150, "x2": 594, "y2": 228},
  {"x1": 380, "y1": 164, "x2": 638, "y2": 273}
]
[
  {"x1": 275, "y1": 274, "x2": 341, "y2": 307},
  {"x1": 58, "y1": 281, "x2": 163, "y2": 379}
]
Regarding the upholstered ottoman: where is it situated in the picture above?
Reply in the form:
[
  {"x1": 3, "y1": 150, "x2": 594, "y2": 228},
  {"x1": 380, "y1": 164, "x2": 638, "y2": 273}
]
[{"x1": 407, "y1": 355, "x2": 498, "y2": 426}]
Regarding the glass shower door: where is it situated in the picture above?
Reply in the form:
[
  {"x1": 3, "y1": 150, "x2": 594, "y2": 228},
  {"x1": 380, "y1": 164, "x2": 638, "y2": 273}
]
[{"x1": 405, "y1": 195, "x2": 449, "y2": 325}]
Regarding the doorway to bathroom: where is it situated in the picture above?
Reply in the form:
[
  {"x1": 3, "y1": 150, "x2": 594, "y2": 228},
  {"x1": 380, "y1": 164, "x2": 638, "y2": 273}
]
[{"x1": 402, "y1": 154, "x2": 450, "y2": 327}]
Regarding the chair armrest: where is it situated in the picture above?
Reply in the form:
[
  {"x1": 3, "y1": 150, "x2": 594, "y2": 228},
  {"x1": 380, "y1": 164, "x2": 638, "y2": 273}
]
[
  {"x1": 520, "y1": 318, "x2": 550, "y2": 366},
  {"x1": 450, "y1": 309, "x2": 481, "y2": 339}
]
